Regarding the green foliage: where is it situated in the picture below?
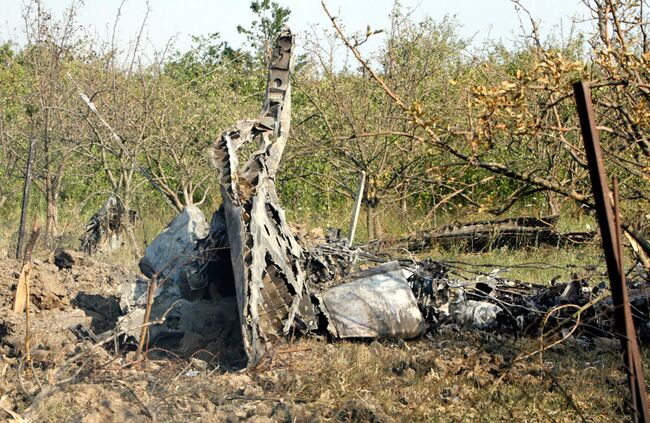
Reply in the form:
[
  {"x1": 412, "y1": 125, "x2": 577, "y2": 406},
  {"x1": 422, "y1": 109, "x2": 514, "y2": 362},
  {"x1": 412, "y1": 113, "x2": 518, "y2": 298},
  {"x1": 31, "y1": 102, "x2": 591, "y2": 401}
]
[
  {"x1": 164, "y1": 32, "x2": 254, "y2": 82},
  {"x1": 2, "y1": 0, "x2": 648, "y2": 249},
  {"x1": 237, "y1": 0, "x2": 291, "y2": 63}
]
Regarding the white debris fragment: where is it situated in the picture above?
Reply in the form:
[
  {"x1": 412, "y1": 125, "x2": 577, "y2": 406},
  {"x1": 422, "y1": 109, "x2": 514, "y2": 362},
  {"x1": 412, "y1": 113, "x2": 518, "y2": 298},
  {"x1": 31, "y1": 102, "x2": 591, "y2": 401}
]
[{"x1": 451, "y1": 300, "x2": 501, "y2": 329}]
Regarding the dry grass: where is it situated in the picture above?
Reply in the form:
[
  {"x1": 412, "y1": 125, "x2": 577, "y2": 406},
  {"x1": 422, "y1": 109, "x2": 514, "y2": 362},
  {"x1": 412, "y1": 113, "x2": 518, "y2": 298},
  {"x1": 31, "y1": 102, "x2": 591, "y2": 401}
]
[
  {"x1": 17, "y1": 331, "x2": 638, "y2": 422},
  {"x1": 266, "y1": 333, "x2": 635, "y2": 422}
]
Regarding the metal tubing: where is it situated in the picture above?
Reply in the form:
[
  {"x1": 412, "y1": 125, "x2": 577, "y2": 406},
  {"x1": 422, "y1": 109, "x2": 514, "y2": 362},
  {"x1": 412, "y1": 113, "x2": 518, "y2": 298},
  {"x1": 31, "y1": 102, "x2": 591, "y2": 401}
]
[{"x1": 348, "y1": 171, "x2": 366, "y2": 246}]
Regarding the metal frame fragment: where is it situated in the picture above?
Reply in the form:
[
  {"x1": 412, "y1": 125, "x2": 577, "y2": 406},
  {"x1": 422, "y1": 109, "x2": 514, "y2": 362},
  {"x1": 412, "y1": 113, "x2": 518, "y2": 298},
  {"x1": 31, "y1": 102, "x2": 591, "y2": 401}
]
[{"x1": 211, "y1": 29, "x2": 316, "y2": 367}]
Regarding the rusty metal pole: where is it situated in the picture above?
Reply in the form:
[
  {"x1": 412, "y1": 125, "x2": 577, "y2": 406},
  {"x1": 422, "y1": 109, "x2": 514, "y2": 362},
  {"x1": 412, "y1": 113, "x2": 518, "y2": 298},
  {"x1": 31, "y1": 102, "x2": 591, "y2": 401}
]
[{"x1": 574, "y1": 80, "x2": 649, "y2": 423}]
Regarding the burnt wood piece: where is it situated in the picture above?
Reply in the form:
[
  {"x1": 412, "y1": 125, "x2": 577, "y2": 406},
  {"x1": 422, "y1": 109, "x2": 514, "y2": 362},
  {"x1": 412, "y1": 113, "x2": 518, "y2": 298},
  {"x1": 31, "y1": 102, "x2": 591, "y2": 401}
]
[{"x1": 405, "y1": 215, "x2": 594, "y2": 252}]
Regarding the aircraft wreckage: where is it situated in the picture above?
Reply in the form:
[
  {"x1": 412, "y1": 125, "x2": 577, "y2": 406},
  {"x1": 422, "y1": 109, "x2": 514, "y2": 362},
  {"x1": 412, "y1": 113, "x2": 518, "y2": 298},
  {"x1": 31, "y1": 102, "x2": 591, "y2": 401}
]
[
  {"x1": 210, "y1": 28, "x2": 319, "y2": 364},
  {"x1": 131, "y1": 29, "x2": 424, "y2": 367},
  {"x1": 126, "y1": 29, "x2": 650, "y2": 369},
  {"x1": 205, "y1": 29, "x2": 426, "y2": 365}
]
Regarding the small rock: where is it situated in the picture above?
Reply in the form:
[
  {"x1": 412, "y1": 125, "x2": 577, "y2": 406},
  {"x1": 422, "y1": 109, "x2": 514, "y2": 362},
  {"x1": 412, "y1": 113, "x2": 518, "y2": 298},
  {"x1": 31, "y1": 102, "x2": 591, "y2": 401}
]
[
  {"x1": 53, "y1": 248, "x2": 90, "y2": 269},
  {"x1": 190, "y1": 357, "x2": 208, "y2": 370}
]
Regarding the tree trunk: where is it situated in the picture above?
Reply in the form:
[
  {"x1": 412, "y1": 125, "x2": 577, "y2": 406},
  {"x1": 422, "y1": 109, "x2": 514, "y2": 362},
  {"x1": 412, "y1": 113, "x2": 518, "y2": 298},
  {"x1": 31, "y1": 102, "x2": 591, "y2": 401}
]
[
  {"x1": 45, "y1": 189, "x2": 59, "y2": 239},
  {"x1": 546, "y1": 191, "x2": 562, "y2": 215},
  {"x1": 399, "y1": 182, "x2": 408, "y2": 212},
  {"x1": 366, "y1": 203, "x2": 383, "y2": 240},
  {"x1": 373, "y1": 207, "x2": 383, "y2": 238},
  {"x1": 365, "y1": 174, "x2": 379, "y2": 240},
  {"x1": 366, "y1": 204, "x2": 374, "y2": 240}
]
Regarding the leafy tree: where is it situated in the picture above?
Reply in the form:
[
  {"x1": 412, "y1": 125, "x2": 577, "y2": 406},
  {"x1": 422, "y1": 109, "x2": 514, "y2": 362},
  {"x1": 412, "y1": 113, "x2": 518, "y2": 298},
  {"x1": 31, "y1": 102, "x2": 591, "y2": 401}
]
[
  {"x1": 324, "y1": 0, "x2": 650, "y2": 254},
  {"x1": 237, "y1": 0, "x2": 291, "y2": 64},
  {"x1": 288, "y1": 6, "x2": 469, "y2": 237}
]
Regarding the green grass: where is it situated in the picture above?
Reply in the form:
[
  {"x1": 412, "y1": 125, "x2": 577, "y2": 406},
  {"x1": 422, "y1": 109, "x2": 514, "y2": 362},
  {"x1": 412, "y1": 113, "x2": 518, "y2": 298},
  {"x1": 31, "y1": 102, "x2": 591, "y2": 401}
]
[{"x1": 426, "y1": 244, "x2": 605, "y2": 284}]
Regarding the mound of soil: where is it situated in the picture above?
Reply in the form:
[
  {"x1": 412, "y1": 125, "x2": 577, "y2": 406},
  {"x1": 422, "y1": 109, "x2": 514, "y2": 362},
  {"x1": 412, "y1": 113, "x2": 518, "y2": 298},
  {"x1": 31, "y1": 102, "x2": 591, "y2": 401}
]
[{"x1": 0, "y1": 255, "x2": 135, "y2": 357}]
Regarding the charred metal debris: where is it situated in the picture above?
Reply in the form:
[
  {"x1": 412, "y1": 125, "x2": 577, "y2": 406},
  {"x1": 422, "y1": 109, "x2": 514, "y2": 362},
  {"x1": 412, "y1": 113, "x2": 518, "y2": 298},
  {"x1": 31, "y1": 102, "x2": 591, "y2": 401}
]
[
  {"x1": 80, "y1": 195, "x2": 137, "y2": 255},
  {"x1": 119, "y1": 30, "x2": 650, "y2": 369}
]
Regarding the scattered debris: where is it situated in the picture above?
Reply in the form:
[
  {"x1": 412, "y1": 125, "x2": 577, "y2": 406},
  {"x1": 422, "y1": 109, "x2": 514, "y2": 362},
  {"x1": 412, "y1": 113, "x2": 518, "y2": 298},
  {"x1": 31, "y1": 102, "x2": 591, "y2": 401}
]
[
  {"x1": 139, "y1": 204, "x2": 209, "y2": 289},
  {"x1": 125, "y1": 204, "x2": 210, "y2": 345},
  {"x1": 116, "y1": 205, "x2": 245, "y2": 365},
  {"x1": 304, "y1": 228, "x2": 388, "y2": 285},
  {"x1": 403, "y1": 257, "x2": 650, "y2": 342},
  {"x1": 52, "y1": 247, "x2": 91, "y2": 270},
  {"x1": 451, "y1": 300, "x2": 501, "y2": 329}
]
